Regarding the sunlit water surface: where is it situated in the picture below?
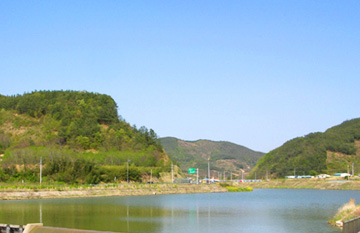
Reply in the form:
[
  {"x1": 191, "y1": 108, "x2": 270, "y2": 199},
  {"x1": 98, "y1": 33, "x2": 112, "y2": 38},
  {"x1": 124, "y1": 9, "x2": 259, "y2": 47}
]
[{"x1": 1, "y1": 189, "x2": 359, "y2": 232}]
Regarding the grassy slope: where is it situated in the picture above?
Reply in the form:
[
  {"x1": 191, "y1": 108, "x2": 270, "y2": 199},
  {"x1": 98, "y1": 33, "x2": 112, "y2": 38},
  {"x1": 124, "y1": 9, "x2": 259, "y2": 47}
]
[
  {"x1": 0, "y1": 105, "x2": 167, "y2": 166},
  {"x1": 160, "y1": 137, "x2": 264, "y2": 174}
]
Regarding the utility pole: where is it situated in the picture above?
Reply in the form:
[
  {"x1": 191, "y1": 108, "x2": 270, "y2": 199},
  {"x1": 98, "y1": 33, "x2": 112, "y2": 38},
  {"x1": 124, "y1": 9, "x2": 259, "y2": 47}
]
[
  {"x1": 207, "y1": 157, "x2": 210, "y2": 184},
  {"x1": 352, "y1": 162, "x2": 355, "y2": 176},
  {"x1": 150, "y1": 169, "x2": 152, "y2": 183},
  {"x1": 197, "y1": 168, "x2": 199, "y2": 184},
  {"x1": 171, "y1": 162, "x2": 174, "y2": 183},
  {"x1": 127, "y1": 160, "x2": 129, "y2": 183},
  {"x1": 40, "y1": 157, "x2": 42, "y2": 185},
  {"x1": 266, "y1": 168, "x2": 268, "y2": 180}
]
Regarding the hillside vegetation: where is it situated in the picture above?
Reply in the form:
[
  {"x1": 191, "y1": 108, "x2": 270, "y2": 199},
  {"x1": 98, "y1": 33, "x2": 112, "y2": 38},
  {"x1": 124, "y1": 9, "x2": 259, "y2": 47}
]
[
  {"x1": 250, "y1": 118, "x2": 360, "y2": 178},
  {"x1": 160, "y1": 137, "x2": 264, "y2": 177},
  {"x1": 0, "y1": 91, "x2": 174, "y2": 184}
]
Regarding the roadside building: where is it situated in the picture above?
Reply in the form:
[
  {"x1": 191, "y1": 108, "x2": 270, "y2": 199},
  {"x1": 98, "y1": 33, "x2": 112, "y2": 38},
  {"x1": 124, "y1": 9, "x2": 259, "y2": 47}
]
[{"x1": 333, "y1": 173, "x2": 351, "y2": 177}]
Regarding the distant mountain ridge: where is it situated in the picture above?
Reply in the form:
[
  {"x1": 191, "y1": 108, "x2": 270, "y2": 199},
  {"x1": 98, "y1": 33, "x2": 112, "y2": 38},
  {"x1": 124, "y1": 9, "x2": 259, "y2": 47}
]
[
  {"x1": 250, "y1": 118, "x2": 360, "y2": 179},
  {"x1": 160, "y1": 137, "x2": 264, "y2": 176}
]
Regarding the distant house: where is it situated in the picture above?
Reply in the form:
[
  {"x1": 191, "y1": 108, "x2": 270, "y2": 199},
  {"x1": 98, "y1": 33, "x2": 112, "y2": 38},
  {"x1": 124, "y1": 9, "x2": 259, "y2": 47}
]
[
  {"x1": 316, "y1": 174, "x2": 331, "y2": 179},
  {"x1": 285, "y1": 175, "x2": 314, "y2": 179},
  {"x1": 297, "y1": 175, "x2": 314, "y2": 179},
  {"x1": 333, "y1": 173, "x2": 351, "y2": 177}
]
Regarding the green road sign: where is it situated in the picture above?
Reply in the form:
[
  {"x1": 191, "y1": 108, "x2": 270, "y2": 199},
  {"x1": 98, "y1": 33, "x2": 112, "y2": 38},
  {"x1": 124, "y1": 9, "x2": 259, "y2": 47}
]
[{"x1": 189, "y1": 168, "x2": 196, "y2": 174}]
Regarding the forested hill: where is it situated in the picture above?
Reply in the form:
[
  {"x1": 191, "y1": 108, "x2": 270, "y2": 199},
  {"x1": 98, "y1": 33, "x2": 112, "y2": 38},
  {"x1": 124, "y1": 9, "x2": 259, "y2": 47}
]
[
  {"x1": 160, "y1": 137, "x2": 264, "y2": 175},
  {"x1": 0, "y1": 91, "x2": 171, "y2": 184},
  {"x1": 0, "y1": 91, "x2": 162, "y2": 151},
  {"x1": 250, "y1": 118, "x2": 360, "y2": 179}
]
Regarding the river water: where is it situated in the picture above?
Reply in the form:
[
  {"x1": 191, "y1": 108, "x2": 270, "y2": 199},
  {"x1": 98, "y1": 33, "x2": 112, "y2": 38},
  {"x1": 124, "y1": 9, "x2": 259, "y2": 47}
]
[{"x1": 1, "y1": 189, "x2": 359, "y2": 232}]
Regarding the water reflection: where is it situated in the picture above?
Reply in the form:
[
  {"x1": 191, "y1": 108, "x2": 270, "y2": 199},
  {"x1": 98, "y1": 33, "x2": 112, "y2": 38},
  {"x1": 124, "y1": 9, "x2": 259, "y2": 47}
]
[
  {"x1": 0, "y1": 189, "x2": 355, "y2": 232},
  {"x1": 39, "y1": 202, "x2": 42, "y2": 223},
  {"x1": 126, "y1": 204, "x2": 129, "y2": 232}
]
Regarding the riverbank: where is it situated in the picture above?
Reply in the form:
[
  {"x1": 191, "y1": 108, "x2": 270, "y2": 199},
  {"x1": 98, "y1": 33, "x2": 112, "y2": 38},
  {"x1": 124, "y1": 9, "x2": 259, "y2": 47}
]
[
  {"x1": 2, "y1": 178, "x2": 358, "y2": 201},
  {"x1": 0, "y1": 183, "x2": 228, "y2": 200},
  {"x1": 234, "y1": 178, "x2": 360, "y2": 190},
  {"x1": 328, "y1": 198, "x2": 360, "y2": 228}
]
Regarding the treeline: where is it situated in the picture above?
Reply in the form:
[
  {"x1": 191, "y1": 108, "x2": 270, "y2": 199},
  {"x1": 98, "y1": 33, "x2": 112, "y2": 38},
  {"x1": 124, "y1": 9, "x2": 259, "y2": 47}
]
[
  {"x1": 0, "y1": 147, "x2": 168, "y2": 184},
  {"x1": 250, "y1": 118, "x2": 360, "y2": 178},
  {"x1": 0, "y1": 90, "x2": 117, "y2": 123}
]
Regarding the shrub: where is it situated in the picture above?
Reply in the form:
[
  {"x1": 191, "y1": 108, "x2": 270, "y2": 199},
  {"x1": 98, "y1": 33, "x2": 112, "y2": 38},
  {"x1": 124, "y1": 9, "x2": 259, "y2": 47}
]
[
  {"x1": 220, "y1": 183, "x2": 230, "y2": 187},
  {"x1": 225, "y1": 186, "x2": 253, "y2": 192}
]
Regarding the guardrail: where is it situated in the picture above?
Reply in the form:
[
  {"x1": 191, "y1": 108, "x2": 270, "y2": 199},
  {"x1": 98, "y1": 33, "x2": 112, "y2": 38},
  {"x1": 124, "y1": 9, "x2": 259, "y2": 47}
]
[
  {"x1": 0, "y1": 224, "x2": 116, "y2": 233},
  {"x1": 343, "y1": 216, "x2": 360, "y2": 233},
  {"x1": 0, "y1": 224, "x2": 25, "y2": 233}
]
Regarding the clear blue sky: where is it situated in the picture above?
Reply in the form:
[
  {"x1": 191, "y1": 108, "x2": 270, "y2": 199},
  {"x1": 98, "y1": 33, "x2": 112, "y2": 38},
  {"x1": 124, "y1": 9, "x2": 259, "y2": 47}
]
[{"x1": 1, "y1": 1, "x2": 359, "y2": 152}]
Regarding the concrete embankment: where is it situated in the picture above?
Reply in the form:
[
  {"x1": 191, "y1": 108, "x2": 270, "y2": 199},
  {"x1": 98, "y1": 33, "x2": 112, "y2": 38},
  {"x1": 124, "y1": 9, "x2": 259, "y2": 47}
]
[{"x1": 0, "y1": 184, "x2": 227, "y2": 200}]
